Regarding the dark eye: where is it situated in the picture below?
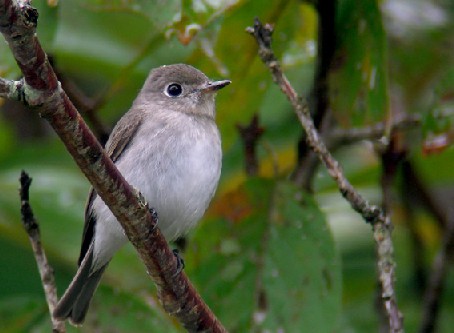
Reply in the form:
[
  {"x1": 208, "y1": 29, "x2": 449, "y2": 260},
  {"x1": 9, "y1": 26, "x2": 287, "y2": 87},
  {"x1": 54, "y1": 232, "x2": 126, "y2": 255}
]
[{"x1": 166, "y1": 83, "x2": 182, "y2": 97}]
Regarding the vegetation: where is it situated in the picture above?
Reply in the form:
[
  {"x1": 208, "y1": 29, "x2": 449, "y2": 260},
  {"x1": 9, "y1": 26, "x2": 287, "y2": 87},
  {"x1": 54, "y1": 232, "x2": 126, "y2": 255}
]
[{"x1": 0, "y1": 0, "x2": 453, "y2": 332}]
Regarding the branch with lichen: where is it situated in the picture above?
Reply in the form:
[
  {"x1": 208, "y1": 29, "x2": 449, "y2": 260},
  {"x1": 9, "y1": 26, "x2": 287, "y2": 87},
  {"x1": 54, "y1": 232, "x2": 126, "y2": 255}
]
[
  {"x1": 247, "y1": 18, "x2": 404, "y2": 333},
  {"x1": 0, "y1": 1, "x2": 226, "y2": 332}
]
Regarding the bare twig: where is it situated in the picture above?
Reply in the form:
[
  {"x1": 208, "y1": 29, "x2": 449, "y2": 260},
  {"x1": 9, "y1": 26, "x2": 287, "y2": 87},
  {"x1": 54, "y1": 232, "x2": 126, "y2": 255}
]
[
  {"x1": 400, "y1": 160, "x2": 454, "y2": 333},
  {"x1": 246, "y1": 20, "x2": 378, "y2": 220},
  {"x1": 0, "y1": 1, "x2": 226, "y2": 332},
  {"x1": 294, "y1": 104, "x2": 454, "y2": 191},
  {"x1": 293, "y1": 0, "x2": 336, "y2": 190},
  {"x1": 311, "y1": 0, "x2": 336, "y2": 129},
  {"x1": 19, "y1": 171, "x2": 65, "y2": 333},
  {"x1": 331, "y1": 115, "x2": 418, "y2": 144},
  {"x1": 47, "y1": 56, "x2": 110, "y2": 144},
  {"x1": 379, "y1": 137, "x2": 406, "y2": 332},
  {"x1": 293, "y1": 1, "x2": 336, "y2": 191},
  {"x1": 331, "y1": 110, "x2": 454, "y2": 145},
  {"x1": 236, "y1": 114, "x2": 264, "y2": 176},
  {"x1": 57, "y1": 77, "x2": 110, "y2": 144},
  {"x1": 401, "y1": 159, "x2": 442, "y2": 296},
  {"x1": 419, "y1": 216, "x2": 454, "y2": 333},
  {"x1": 247, "y1": 18, "x2": 404, "y2": 332}
]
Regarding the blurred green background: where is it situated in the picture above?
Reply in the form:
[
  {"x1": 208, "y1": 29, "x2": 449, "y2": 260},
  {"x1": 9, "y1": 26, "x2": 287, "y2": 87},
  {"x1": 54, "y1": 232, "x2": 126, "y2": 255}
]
[{"x1": 0, "y1": 0, "x2": 453, "y2": 332}]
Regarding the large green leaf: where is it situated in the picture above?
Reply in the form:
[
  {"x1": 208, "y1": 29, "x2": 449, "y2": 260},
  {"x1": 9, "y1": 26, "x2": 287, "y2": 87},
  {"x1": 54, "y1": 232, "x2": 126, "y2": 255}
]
[
  {"x1": 330, "y1": 0, "x2": 389, "y2": 126},
  {"x1": 186, "y1": 178, "x2": 342, "y2": 332}
]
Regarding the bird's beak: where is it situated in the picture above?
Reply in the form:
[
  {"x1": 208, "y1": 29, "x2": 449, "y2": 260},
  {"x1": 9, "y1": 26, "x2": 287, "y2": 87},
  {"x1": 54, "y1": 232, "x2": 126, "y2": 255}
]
[{"x1": 200, "y1": 80, "x2": 231, "y2": 93}]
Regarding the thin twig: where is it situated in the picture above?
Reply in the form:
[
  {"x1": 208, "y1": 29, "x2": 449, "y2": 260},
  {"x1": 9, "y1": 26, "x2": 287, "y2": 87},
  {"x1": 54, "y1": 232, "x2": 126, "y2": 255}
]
[
  {"x1": 419, "y1": 216, "x2": 454, "y2": 333},
  {"x1": 331, "y1": 110, "x2": 454, "y2": 145},
  {"x1": 400, "y1": 160, "x2": 454, "y2": 333},
  {"x1": 247, "y1": 18, "x2": 404, "y2": 332},
  {"x1": 379, "y1": 137, "x2": 406, "y2": 332},
  {"x1": 401, "y1": 159, "x2": 441, "y2": 296},
  {"x1": 19, "y1": 171, "x2": 65, "y2": 333},
  {"x1": 294, "y1": 104, "x2": 454, "y2": 190},
  {"x1": 48, "y1": 56, "x2": 110, "y2": 143},
  {"x1": 236, "y1": 114, "x2": 264, "y2": 176},
  {"x1": 311, "y1": 0, "x2": 336, "y2": 129},
  {"x1": 293, "y1": 1, "x2": 336, "y2": 191},
  {"x1": 0, "y1": 1, "x2": 226, "y2": 332},
  {"x1": 247, "y1": 20, "x2": 378, "y2": 220}
]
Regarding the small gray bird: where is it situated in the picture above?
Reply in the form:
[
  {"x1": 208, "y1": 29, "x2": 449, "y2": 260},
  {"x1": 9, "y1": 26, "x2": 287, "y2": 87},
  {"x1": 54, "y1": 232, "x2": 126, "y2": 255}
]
[{"x1": 53, "y1": 64, "x2": 230, "y2": 325}]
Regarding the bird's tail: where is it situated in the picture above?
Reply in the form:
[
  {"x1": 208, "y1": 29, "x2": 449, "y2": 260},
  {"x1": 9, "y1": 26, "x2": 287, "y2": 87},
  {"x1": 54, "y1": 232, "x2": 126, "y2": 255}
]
[{"x1": 53, "y1": 242, "x2": 107, "y2": 325}]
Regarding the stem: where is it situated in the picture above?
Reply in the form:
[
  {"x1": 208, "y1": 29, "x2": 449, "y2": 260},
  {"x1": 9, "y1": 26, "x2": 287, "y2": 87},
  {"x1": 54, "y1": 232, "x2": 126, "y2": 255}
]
[{"x1": 247, "y1": 18, "x2": 403, "y2": 332}]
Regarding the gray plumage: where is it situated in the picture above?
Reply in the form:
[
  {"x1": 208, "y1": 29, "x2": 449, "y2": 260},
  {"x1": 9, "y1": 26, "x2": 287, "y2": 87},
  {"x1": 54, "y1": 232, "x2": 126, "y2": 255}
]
[{"x1": 53, "y1": 64, "x2": 230, "y2": 325}]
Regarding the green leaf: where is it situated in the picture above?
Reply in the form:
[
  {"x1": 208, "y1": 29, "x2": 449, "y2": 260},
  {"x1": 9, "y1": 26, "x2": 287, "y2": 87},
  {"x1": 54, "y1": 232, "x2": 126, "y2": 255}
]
[
  {"x1": 0, "y1": 288, "x2": 179, "y2": 333},
  {"x1": 0, "y1": 296, "x2": 47, "y2": 333},
  {"x1": 259, "y1": 183, "x2": 341, "y2": 331},
  {"x1": 330, "y1": 0, "x2": 389, "y2": 126},
  {"x1": 77, "y1": 286, "x2": 180, "y2": 333},
  {"x1": 0, "y1": 141, "x2": 88, "y2": 261},
  {"x1": 187, "y1": 178, "x2": 341, "y2": 332},
  {"x1": 78, "y1": 0, "x2": 181, "y2": 31},
  {"x1": 188, "y1": 0, "x2": 316, "y2": 148},
  {"x1": 34, "y1": 1, "x2": 59, "y2": 49}
]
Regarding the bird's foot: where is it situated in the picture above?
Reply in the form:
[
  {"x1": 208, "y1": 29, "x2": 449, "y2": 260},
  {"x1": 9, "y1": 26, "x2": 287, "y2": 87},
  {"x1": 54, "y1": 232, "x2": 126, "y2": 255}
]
[
  {"x1": 172, "y1": 249, "x2": 185, "y2": 276},
  {"x1": 148, "y1": 207, "x2": 159, "y2": 232}
]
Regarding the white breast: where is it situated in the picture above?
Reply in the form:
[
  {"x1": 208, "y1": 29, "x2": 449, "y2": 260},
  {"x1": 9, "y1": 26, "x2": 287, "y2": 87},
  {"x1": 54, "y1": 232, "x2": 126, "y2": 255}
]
[{"x1": 91, "y1": 110, "x2": 221, "y2": 270}]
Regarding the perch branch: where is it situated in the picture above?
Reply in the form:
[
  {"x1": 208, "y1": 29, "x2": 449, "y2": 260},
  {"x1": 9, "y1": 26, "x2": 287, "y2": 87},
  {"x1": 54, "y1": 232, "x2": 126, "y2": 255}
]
[
  {"x1": 19, "y1": 171, "x2": 65, "y2": 333},
  {"x1": 0, "y1": 1, "x2": 226, "y2": 332},
  {"x1": 247, "y1": 18, "x2": 403, "y2": 332}
]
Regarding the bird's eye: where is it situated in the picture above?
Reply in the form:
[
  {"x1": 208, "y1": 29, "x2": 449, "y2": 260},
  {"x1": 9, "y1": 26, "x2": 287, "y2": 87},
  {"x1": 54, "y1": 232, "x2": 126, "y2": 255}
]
[{"x1": 165, "y1": 83, "x2": 183, "y2": 97}]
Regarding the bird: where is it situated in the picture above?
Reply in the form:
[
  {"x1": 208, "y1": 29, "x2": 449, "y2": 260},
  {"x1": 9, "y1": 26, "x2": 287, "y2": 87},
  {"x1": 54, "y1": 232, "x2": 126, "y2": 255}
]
[{"x1": 53, "y1": 64, "x2": 230, "y2": 325}]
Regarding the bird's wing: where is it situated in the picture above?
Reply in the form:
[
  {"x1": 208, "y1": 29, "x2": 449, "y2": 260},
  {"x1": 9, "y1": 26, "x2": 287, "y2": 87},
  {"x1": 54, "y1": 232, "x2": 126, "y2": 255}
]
[
  {"x1": 105, "y1": 110, "x2": 145, "y2": 163},
  {"x1": 78, "y1": 110, "x2": 144, "y2": 265}
]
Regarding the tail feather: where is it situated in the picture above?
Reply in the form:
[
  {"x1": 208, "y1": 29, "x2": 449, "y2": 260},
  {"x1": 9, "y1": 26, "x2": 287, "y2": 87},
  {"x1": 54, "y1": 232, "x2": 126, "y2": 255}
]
[{"x1": 54, "y1": 242, "x2": 108, "y2": 325}]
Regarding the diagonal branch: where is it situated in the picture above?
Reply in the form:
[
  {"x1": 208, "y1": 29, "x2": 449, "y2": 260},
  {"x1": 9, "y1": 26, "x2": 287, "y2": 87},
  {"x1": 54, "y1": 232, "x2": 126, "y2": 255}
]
[
  {"x1": 246, "y1": 18, "x2": 380, "y2": 223},
  {"x1": 247, "y1": 18, "x2": 404, "y2": 332},
  {"x1": 19, "y1": 171, "x2": 65, "y2": 333},
  {"x1": 0, "y1": 1, "x2": 226, "y2": 332}
]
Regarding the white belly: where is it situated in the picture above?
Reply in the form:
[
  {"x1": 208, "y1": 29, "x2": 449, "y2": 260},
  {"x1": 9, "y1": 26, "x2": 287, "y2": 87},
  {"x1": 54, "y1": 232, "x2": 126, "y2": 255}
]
[{"x1": 91, "y1": 113, "x2": 221, "y2": 270}]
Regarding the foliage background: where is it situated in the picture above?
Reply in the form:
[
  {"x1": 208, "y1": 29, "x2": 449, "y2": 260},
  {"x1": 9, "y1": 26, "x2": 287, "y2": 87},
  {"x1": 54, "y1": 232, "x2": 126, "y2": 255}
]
[{"x1": 0, "y1": 0, "x2": 453, "y2": 332}]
